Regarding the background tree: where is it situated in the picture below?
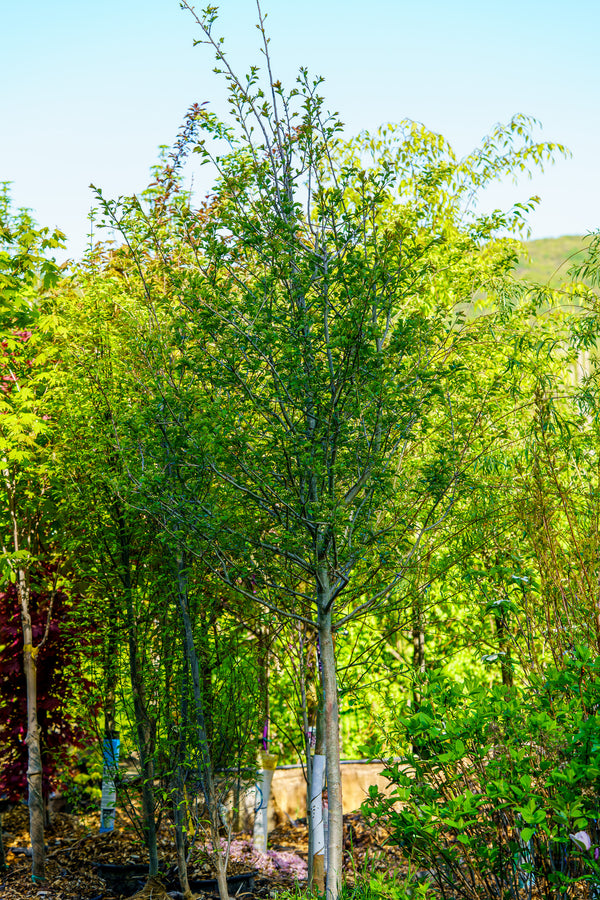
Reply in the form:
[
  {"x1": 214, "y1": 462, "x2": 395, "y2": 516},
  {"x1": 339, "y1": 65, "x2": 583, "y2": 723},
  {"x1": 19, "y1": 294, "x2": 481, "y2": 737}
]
[
  {"x1": 0, "y1": 185, "x2": 65, "y2": 884},
  {"x1": 54, "y1": 204, "x2": 263, "y2": 900}
]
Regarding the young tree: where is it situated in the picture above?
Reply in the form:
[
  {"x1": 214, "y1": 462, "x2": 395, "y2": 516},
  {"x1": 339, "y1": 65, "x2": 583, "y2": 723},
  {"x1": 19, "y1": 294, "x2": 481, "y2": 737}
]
[
  {"x1": 0, "y1": 185, "x2": 65, "y2": 883},
  {"x1": 158, "y1": 11, "x2": 568, "y2": 891},
  {"x1": 54, "y1": 215, "x2": 263, "y2": 900},
  {"x1": 62, "y1": 4, "x2": 566, "y2": 891}
]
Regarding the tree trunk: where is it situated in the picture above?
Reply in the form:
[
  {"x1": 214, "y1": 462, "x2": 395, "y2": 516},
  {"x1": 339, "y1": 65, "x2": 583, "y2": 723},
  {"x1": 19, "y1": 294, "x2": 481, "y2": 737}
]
[
  {"x1": 317, "y1": 568, "x2": 343, "y2": 900},
  {"x1": 173, "y1": 772, "x2": 192, "y2": 899},
  {"x1": 298, "y1": 627, "x2": 315, "y2": 883},
  {"x1": 310, "y1": 751, "x2": 326, "y2": 891},
  {"x1": 309, "y1": 673, "x2": 326, "y2": 891},
  {"x1": 129, "y1": 651, "x2": 159, "y2": 878},
  {"x1": 495, "y1": 607, "x2": 514, "y2": 688},
  {"x1": 214, "y1": 861, "x2": 229, "y2": 900},
  {"x1": 19, "y1": 568, "x2": 45, "y2": 884},
  {"x1": 171, "y1": 659, "x2": 192, "y2": 897},
  {"x1": 176, "y1": 555, "x2": 230, "y2": 900},
  {"x1": 7, "y1": 475, "x2": 46, "y2": 883},
  {"x1": 252, "y1": 617, "x2": 273, "y2": 846},
  {"x1": 253, "y1": 751, "x2": 277, "y2": 852},
  {"x1": 412, "y1": 608, "x2": 425, "y2": 686},
  {"x1": 100, "y1": 590, "x2": 120, "y2": 832},
  {"x1": 411, "y1": 598, "x2": 426, "y2": 756},
  {"x1": 99, "y1": 730, "x2": 120, "y2": 833},
  {"x1": 197, "y1": 616, "x2": 214, "y2": 745},
  {"x1": 232, "y1": 776, "x2": 242, "y2": 833},
  {"x1": 117, "y1": 510, "x2": 159, "y2": 878}
]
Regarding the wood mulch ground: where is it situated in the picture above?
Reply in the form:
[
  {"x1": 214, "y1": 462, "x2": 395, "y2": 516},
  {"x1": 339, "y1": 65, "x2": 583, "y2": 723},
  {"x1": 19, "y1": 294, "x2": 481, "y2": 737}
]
[{"x1": 0, "y1": 805, "x2": 403, "y2": 899}]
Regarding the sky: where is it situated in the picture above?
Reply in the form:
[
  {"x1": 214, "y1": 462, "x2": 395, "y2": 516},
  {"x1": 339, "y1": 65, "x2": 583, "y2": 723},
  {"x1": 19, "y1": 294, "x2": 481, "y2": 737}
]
[{"x1": 2, "y1": 0, "x2": 599, "y2": 261}]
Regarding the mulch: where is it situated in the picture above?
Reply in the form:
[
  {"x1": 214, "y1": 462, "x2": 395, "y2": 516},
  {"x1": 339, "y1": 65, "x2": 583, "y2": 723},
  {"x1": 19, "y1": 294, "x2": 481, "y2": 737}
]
[{"x1": 0, "y1": 805, "x2": 403, "y2": 899}]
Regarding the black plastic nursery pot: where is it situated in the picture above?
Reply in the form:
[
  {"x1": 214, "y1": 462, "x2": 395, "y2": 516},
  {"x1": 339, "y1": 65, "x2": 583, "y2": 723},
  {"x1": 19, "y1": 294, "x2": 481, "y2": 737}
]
[
  {"x1": 95, "y1": 861, "x2": 257, "y2": 897},
  {"x1": 168, "y1": 869, "x2": 257, "y2": 895},
  {"x1": 93, "y1": 861, "x2": 149, "y2": 895}
]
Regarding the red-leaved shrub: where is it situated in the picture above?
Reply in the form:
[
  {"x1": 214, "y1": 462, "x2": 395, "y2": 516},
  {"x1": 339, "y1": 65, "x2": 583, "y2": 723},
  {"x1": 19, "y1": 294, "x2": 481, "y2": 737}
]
[{"x1": 0, "y1": 572, "x2": 97, "y2": 801}]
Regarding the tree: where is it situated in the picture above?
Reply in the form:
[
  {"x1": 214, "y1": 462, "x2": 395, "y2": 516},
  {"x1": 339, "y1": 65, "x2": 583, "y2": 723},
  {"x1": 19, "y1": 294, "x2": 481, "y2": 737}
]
[
  {"x1": 54, "y1": 209, "x2": 263, "y2": 900},
  {"x1": 80, "y1": 4, "x2": 568, "y2": 892},
  {"x1": 0, "y1": 184, "x2": 65, "y2": 883}
]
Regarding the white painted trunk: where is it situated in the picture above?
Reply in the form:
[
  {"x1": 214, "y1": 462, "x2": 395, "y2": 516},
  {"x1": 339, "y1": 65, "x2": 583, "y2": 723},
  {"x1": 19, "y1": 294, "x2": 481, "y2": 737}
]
[
  {"x1": 324, "y1": 800, "x2": 329, "y2": 871},
  {"x1": 19, "y1": 568, "x2": 45, "y2": 884},
  {"x1": 253, "y1": 751, "x2": 278, "y2": 851},
  {"x1": 99, "y1": 731, "x2": 120, "y2": 833},
  {"x1": 317, "y1": 570, "x2": 343, "y2": 900},
  {"x1": 309, "y1": 752, "x2": 326, "y2": 890}
]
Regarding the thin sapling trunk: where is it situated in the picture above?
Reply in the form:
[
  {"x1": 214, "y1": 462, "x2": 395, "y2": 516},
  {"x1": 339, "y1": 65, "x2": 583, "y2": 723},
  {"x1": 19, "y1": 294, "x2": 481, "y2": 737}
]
[
  {"x1": 20, "y1": 576, "x2": 46, "y2": 884},
  {"x1": 253, "y1": 750, "x2": 278, "y2": 852},
  {"x1": 317, "y1": 567, "x2": 343, "y2": 900},
  {"x1": 100, "y1": 590, "x2": 121, "y2": 832},
  {"x1": 117, "y1": 510, "x2": 159, "y2": 878},
  {"x1": 253, "y1": 625, "x2": 276, "y2": 851},
  {"x1": 172, "y1": 659, "x2": 192, "y2": 898},
  {"x1": 8, "y1": 478, "x2": 45, "y2": 883},
  {"x1": 310, "y1": 720, "x2": 326, "y2": 891},
  {"x1": 176, "y1": 555, "x2": 230, "y2": 900}
]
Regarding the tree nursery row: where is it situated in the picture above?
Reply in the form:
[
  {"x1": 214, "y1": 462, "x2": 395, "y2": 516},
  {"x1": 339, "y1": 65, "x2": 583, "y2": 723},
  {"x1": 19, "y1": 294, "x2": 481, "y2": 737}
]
[{"x1": 1, "y1": 6, "x2": 600, "y2": 900}]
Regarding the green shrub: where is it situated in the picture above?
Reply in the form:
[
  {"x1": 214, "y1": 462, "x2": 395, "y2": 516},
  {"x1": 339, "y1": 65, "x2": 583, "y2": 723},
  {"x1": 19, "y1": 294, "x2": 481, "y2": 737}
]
[
  {"x1": 364, "y1": 649, "x2": 600, "y2": 900},
  {"x1": 271, "y1": 869, "x2": 429, "y2": 900}
]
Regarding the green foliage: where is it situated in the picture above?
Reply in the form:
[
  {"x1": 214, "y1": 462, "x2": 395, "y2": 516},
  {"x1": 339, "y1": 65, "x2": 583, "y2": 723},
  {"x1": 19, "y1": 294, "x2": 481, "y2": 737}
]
[
  {"x1": 0, "y1": 183, "x2": 65, "y2": 482},
  {"x1": 82, "y1": 78, "x2": 570, "y2": 637},
  {"x1": 271, "y1": 867, "x2": 429, "y2": 900},
  {"x1": 54, "y1": 746, "x2": 103, "y2": 815},
  {"x1": 0, "y1": 184, "x2": 66, "y2": 572},
  {"x1": 365, "y1": 651, "x2": 600, "y2": 899},
  {"x1": 0, "y1": 182, "x2": 65, "y2": 317}
]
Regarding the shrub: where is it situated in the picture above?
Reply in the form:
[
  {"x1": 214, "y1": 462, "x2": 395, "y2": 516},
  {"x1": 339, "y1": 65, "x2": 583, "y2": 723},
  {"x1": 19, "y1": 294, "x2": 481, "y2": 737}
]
[{"x1": 364, "y1": 649, "x2": 600, "y2": 900}]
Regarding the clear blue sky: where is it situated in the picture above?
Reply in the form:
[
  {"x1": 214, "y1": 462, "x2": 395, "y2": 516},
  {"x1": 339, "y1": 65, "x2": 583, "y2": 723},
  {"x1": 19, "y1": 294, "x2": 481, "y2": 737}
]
[{"x1": 3, "y1": 0, "x2": 599, "y2": 260}]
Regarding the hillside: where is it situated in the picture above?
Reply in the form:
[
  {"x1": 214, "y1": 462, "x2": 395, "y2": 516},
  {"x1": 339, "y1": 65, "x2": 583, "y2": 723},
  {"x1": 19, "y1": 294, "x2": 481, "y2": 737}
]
[{"x1": 516, "y1": 234, "x2": 592, "y2": 287}]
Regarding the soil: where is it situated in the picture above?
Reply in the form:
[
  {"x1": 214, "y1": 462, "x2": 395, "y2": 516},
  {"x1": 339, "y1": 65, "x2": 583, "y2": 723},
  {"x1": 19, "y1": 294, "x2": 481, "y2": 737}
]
[{"x1": 0, "y1": 805, "x2": 404, "y2": 899}]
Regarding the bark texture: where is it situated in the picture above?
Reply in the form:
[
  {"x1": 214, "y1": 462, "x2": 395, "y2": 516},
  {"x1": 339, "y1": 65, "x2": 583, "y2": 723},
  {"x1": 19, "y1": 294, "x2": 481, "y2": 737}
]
[
  {"x1": 21, "y1": 612, "x2": 45, "y2": 884},
  {"x1": 173, "y1": 778, "x2": 192, "y2": 899},
  {"x1": 118, "y1": 511, "x2": 159, "y2": 877},
  {"x1": 176, "y1": 556, "x2": 230, "y2": 900},
  {"x1": 317, "y1": 575, "x2": 342, "y2": 900}
]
